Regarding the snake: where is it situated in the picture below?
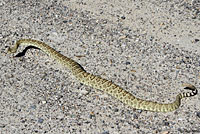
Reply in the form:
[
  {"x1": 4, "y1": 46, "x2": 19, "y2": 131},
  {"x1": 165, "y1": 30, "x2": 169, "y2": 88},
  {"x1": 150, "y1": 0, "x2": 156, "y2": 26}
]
[{"x1": 7, "y1": 39, "x2": 198, "y2": 112}]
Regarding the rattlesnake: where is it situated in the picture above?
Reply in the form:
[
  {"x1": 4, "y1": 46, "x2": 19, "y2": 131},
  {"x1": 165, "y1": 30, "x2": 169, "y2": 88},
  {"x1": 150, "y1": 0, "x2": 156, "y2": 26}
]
[{"x1": 7, "y1": 39, "x2": 198, "y2": 112}]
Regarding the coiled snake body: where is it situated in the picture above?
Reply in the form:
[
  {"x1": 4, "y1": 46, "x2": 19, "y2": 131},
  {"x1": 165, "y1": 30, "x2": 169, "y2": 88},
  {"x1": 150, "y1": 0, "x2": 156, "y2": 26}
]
[{"x1": 8, "y1": 39, "x2": 198, "y2": 112}]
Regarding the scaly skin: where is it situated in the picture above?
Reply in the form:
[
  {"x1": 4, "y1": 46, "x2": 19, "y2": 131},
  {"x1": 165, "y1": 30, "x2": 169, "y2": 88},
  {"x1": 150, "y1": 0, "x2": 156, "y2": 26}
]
[{"x1": 7, "y1": 39, "x2": 198, "y2": 112}]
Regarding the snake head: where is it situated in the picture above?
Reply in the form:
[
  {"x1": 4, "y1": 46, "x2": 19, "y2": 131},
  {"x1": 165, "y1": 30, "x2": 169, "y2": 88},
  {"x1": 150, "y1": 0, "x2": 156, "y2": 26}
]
[{"x1": 7, "y1": 46, "x2": 17, "y2": 54}]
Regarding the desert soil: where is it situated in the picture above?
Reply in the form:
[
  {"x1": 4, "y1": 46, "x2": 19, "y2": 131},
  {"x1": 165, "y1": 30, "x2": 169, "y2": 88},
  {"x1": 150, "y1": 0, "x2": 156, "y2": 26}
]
[{"x1": 0, "y1": 0, "x2": 200, "y2": 134}]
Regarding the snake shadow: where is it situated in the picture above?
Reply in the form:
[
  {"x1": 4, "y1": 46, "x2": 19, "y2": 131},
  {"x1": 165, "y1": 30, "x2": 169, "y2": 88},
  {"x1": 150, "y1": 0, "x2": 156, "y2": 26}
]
[{"x1": 14, "y1": 46, "x2": 40, "y2": 57}]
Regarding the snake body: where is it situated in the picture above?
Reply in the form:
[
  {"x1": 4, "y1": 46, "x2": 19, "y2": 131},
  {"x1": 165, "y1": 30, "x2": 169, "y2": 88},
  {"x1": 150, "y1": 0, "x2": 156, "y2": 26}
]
[{"x1": 7, "y1": 39, "x2": 198, "y2": 112}]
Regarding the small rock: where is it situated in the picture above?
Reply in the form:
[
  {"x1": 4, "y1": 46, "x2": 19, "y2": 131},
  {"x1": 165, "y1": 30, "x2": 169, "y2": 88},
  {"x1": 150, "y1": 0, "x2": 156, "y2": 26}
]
[
  {"x1": 194, "y1": 39, "x2": 199, "y2": 42},
  {"x1": 102, "y1": 131, "x2": 109, "y2": 134},
  {"x1": 121, "y1": 16, "x2": 126, "y2": 20},
  {"x1": 196, "y1": 112, "x2": 200, "y2": 118},
  {"x1": 38, "y1": 118, "x2": 44, "y2": 123}
]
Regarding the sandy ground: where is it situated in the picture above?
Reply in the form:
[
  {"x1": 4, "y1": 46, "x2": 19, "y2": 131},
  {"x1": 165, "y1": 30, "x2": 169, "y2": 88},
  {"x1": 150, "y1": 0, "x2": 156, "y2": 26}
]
[{"x1": 1, "y1": 0, "x2": 200, "y2": 134}]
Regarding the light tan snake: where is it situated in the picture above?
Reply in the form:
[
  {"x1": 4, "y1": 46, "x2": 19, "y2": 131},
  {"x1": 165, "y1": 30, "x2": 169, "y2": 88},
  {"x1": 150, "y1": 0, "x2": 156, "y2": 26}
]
[{"x1": 7, "y1": 39, "x2": 198, "y2": 112}]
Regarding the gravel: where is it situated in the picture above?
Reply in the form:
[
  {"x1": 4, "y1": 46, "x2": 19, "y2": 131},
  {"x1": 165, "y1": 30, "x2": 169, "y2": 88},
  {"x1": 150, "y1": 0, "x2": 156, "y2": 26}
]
[{"x1": 0, "y1": 0, "x2": 200, "y2": 133}]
